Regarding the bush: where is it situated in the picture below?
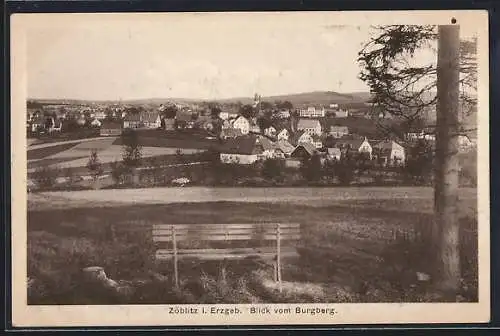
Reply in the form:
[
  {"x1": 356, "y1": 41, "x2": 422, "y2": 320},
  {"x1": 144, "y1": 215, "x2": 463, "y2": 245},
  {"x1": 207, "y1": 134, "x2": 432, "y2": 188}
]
[
  {"x1": 261, "y1": 158, "x2": 286, "y2": 182},
  {"x1": 110, "y1": 161, "x2": 125, "y2": 186},
  {"x1": 299, "y1": 154, "x2": 322, "y2": 182},
  {"x1": 336, "y1": 161, "x2": 356, "y2": 186}
]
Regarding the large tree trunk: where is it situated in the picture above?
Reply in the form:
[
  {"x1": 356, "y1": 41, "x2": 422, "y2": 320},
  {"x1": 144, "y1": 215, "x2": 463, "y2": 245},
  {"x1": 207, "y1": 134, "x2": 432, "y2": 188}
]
[{"x1": 434, "y1": 24, "x2": 461, "y2": 296}]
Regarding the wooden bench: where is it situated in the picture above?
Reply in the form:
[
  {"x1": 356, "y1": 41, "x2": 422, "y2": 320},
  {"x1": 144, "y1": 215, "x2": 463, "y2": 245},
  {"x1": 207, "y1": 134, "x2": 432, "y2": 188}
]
[{"x1": 152, "y1": 223, "x2": 301, "y2": 291}]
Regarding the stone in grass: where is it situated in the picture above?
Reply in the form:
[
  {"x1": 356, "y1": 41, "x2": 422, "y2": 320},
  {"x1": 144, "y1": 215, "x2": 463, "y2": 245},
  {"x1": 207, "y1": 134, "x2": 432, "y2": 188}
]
[
  {"x1": 416, "y1": 272, "x2": 431, "y2": 282},
  {"x1": 82, "y1": 266, "x2": 134, "y2": 298},
  {"x1": 255, "y1": 271, "x2": 354, "y2": 302}
]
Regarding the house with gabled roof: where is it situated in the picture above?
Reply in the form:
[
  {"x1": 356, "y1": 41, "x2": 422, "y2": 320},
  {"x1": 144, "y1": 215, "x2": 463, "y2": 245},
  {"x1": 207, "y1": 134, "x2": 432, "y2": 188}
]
[
  {"x1": 100, "y1": 120, "x2": 123, "y2": 136},
  {"x1": 264, "y1": 126, "x2": 277, "y2": 138},
  {"x1": 277, "y1": 109, "x2": 291, "y2": 119},
  {"x1": 290, "y1": 142, "x2": 318, "y2": 159},
  {"x1": 258, "y1": 136, "x2": 285, "y2": 159},
  {"x1": 220, "y1": 128, "x2": 244, "y2": 140},
  {"x1": 29, "y1": 115, "x2": 46, "y2": 133},
  {"x1": 276, "y1": 127, "x2": 291, "y2": 141},
  {"x1": 219, "y1": 135, "x2": 263, "y2": 164},
  {"x1": 142, "y1": 111, "x2": 161, "y2": 129},
  {"x1": 289, "y1": 130, "x2": 313, "y2": 147},
  {"x1": 372, "y1": 140, "x2": 405, "y2": 166},
  {"x1": 297, "y1": 118, "x2": 322, "y2": 136},
  {"x1": 276, "y1": 140, "x2": 295, "y2": 157},
  {"x1": 327, "y1": 147, "x2": 342, "y2": 160},
  {"x1": 329, "y1": 126, "x2": 349, "y2": 138},
  {"x1": 299, "y1": 106, "x2": 325, "y2": 118},
  {"x1": 90, "y1": 118, "x2": 102, "y2": 128},
  {"x1": 123, "y1": 113, "x2": 142, "y2": 129},
  {"x1": 51, "y1": 119, "x2": 63, "y2": 132},
  {"x1": 231, "y1": 115, "x2": 250, "y2": 135},
  {"x1": 333, "y1": 136, "x2": 373, "y2": 159},
  {"x1": 311, "y1": 134, "x2": 323, "y2": 149},
  {"x1": 175, "y1": 110, "x2": 195, "y2": 130}
]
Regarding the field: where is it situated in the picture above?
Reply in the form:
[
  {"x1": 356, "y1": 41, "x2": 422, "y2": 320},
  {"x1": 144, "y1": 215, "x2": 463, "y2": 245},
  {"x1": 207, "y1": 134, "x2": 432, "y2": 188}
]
[
  {"x1": 112, "y1": 129, "x2": 219, "y2": 150},
  {"x1": 27, "y1": 187, "x2": 478, "y2": 304},
  {"x1": 27, "y1": 135, "x2": 208, "y2": 173}
]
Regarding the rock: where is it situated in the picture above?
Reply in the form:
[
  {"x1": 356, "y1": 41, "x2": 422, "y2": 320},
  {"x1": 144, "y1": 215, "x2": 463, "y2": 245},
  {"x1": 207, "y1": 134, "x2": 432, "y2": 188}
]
[
  {"x1": 83, "y1": 266, "x2": 108, "y2": 283},
  {"x1": 416, "y1": 272, "x2": 431, "y2": 282},
  {"x1": 82, "y1": 267, "x2": 135, "y2": 300}
]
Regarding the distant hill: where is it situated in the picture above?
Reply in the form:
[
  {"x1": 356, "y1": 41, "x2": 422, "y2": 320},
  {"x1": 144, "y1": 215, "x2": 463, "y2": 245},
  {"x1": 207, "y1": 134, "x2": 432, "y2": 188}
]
[
  {"x1": 28, "y1": 91, "x2": 373, "y2": 107},
  {"x1": 216, "y1": 91, "x2": 372, "y2": 106}
]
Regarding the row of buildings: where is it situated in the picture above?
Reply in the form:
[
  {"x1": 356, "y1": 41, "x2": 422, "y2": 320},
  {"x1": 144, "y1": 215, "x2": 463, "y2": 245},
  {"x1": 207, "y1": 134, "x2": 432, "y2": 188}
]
[{"x1": 218, "y1": 133, "x2": 406, "y2": 167}]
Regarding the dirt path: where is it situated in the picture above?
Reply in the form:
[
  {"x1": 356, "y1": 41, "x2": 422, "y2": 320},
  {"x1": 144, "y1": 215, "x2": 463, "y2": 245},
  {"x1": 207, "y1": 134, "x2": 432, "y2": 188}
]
[{"x1": 30, "y1": 186, "x2": 476, "y2": 210}]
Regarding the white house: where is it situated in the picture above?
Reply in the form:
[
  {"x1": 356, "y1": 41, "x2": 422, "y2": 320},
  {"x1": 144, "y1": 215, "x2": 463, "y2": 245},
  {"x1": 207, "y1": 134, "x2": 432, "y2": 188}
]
[
  {"x1": 258, "y1": 136, "x2": 285, "y2": 159},
  {"x1": 250, "y1": 124, "x2": 260, "y2": 133},
  {"x1": 277, "y1": 109, "x2": 291, "y2": 119},
  {"x1": 222, "y1": 119, "x2": 233, "y2": 129},
  {"x1": 142, "y1": 112, "x2": 161, "y2": 129},
  {"x1": 219, "y1": 136, "x2": 263, "y2": 164},
  {"x1": 264, "y1": 126, "x2": 277, "y2": 138},
  {"x1": 372, "y1": 140, "x2": 406, "y2": 165},
  {"x1": 219, "y1": 111, "x2": 230, "y2": 120},
  {"x1": 297, "y1": 119, "x2": 322, "y2": 136},
  {"x1": 94, "y1": 111, "x2": 107, "y2": 120},
  {"x1": 327, "y1": 147, "x2": 342, "y2": 160},
  {"x1": 299, "y1": 106, "x2": 325, "y2": 118},
  {"x1": 334, "y1": 109, "x2": 349, "y2": 118},
  {"x1": 123, "y1": 114, "x2": 142, "y2": 129},
  {"x1": 295, "y1": 131, "x2": 313, "y2": 146},
  {"x1": 405, "y1": 129, "x2": 436, "y2": 142},
  {"x1": 276, "y1": 140, "x2": 295, "y2": 156},
  {"x1": 90, "y1": 118, "x2": 102, "y2": 127},
  {"x1": 277, "y1": 128, "x2": 290, "y2": 141},
  {"x1": 51, "y1": 119, "x2": 63, "y2": 132},
  {"x1": 231, "y1": 116, "x2": 250, "y2": 135},
  {"x1": 30, "y1": 116, "x2": 46, "y2": 132},
  {"x1": 311, "y1": 134, "x2": 323, "y2": 149},
  {"x1": 335, "y1": 137, "x2": 373, "y2": 159},
  {"x1": 329, "y1": 126, "x2": 349, "y2": 138}
]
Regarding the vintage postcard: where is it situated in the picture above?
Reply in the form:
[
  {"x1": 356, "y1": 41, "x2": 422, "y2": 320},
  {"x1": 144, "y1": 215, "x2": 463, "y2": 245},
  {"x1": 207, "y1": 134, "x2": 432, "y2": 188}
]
[{"x1": 11, "y1": 10, "x2": 489, "y2": 327}]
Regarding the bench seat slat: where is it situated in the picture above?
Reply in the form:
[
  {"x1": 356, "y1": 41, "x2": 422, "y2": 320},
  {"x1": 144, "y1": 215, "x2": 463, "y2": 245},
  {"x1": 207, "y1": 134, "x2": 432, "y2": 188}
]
[
  {"x1": 152, "y1": 228, "x2": 301, "y2": 236},
  {"x1": 156, "y1": 250, "x2": 300, "y2": 261},
  {"x1": 153, "y1": 234, "x2": 301, "y2": 242},
  {"x1": 157, "y1": 246, "x2": 297, "y2": 255},
  {"x1": 153, "y1": 223, "x2": 300, "y2": 231}
]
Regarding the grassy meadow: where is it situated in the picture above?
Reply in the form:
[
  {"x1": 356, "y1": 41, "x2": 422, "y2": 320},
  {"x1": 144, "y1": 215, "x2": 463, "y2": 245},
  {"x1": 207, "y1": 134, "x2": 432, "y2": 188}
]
[{"x1": 27, "y1": 193, "x2": 478, "y2": 305}]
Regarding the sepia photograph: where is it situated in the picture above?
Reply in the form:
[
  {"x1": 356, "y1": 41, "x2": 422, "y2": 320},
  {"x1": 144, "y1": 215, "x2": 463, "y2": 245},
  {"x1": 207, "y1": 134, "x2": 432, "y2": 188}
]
[{"x1": 11, "y1": 11, "x2": 489, "y2": 326}]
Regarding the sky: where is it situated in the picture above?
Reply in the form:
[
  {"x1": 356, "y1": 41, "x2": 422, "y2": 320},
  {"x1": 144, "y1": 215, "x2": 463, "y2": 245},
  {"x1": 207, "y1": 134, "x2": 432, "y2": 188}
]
[{"x1": 25, "y1": 13, "x2": 476, "y2": 101}]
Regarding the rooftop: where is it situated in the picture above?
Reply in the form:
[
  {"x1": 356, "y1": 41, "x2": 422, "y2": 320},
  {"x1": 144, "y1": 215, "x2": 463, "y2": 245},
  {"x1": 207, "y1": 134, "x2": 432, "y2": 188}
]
[{"x1": 297, "y1": 119, "x2": 321, "y2": 129}]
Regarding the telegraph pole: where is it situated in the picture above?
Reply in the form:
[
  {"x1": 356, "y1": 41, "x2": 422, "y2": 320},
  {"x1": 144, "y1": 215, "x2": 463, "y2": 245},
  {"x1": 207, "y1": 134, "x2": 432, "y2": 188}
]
[{"x1": 434, "y1": 23, "x2": 461, "y2": 296}]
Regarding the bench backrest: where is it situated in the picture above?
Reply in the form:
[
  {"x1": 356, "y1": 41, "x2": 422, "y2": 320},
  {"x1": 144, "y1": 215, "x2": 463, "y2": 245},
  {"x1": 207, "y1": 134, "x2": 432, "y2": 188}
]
[{"x1": 152, "y1": 223, "x2": 300, "y2": 243}]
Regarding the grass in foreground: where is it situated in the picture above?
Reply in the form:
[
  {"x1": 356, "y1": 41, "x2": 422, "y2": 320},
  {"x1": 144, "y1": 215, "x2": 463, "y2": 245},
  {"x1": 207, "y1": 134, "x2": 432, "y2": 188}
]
[{"x1": 27, "y1": 199, "x2": 478, "y2": 304}]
